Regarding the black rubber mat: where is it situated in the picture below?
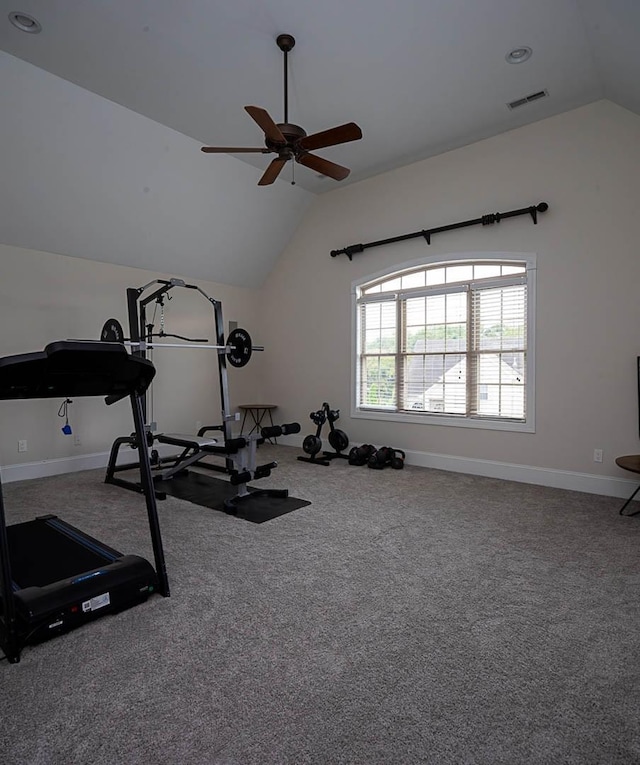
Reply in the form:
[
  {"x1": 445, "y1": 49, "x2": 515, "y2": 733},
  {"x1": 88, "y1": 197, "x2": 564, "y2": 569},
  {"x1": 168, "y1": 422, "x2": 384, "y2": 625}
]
[{"x1": 155, "y1": 471, "x2": 311, "y2": 523}]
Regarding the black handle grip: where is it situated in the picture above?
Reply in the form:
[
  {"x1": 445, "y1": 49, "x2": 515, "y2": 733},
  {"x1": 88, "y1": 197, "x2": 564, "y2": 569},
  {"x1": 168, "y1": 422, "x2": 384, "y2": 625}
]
[
  {"x1": 254, "y1": 461, "x2": 277, "y2": 479},
  {"x1": 225, "y1": 437, "x2": 247, "y2": 453},
  {"x1": 230, "y1": 470, "x2": 251, "y2": 486},
  {"x1": 261, "y1": 421, "x2": 301, "y2": 439},
  {"x1": 105, "y1": 393, "x2": 127, "y2": 406}
]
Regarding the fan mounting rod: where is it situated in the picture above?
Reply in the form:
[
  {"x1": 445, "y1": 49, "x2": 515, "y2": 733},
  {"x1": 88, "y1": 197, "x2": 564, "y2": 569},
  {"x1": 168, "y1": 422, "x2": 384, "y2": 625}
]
[{"x1": 276, "y1": 34, "x2": 295, "y2": 124}]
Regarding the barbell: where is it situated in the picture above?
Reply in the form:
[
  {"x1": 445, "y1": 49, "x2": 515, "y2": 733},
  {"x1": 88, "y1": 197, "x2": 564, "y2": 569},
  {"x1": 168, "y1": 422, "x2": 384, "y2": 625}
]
[{"x1": 100, "y1": 318, "x2": 262, "y2": 368}]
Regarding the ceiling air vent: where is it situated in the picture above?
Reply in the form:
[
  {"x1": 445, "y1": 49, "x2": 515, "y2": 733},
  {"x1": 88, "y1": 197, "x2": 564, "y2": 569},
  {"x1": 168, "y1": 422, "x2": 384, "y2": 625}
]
[{"x1": 507, "y1": 89, "x2": 549, "y2": 110}]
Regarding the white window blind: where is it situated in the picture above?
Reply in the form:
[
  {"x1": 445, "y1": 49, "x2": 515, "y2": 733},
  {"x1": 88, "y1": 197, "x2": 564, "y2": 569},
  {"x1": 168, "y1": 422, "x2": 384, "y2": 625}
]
[
  {"x1": 469, "y1": 282, "x2": 526, "y2": 419},
  {"x1": 359, "y1": 299, "x2": 397, "y2": 409}
]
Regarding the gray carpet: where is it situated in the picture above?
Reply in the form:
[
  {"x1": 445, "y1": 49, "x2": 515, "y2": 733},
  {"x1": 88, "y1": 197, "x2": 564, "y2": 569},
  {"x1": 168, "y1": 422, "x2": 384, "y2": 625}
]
[{"x1": 1, "y1": 445, "x2": 640, "y2": 764}]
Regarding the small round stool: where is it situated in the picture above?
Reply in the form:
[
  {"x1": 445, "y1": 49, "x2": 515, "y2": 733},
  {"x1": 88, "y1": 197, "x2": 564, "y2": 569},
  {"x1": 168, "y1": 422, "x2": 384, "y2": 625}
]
[
  {"x1": 238, "y1": 404, "x2": 278, "y2": 443},
  {"x1": 615, "y1": 455, "x2": 640, "y2": 516}
]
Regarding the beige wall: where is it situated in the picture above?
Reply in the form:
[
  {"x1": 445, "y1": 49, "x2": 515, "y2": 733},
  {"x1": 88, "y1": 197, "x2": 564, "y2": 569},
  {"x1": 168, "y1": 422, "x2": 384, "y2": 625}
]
[
  {"x1": 260, "y1": 100, "x2": 640, "y2": 478},
  {"x1": 2, "y1": 100, "x2": 639, "y2": 485},
  {"x1": 0, "y1": 245, "x2": 265, "y2": 466}
]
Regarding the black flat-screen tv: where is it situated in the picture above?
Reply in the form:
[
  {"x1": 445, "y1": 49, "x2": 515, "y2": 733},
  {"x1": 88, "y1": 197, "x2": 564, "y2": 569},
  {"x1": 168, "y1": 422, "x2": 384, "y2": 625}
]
[{"x1": 637, "y1": 357, "x2": 640, "y2": 437}]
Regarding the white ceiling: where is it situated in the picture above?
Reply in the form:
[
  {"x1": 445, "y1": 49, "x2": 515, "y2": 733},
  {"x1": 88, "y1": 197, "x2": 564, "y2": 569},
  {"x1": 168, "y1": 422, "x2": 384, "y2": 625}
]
[{"x1": 0, "y1": 0, "x2": 638, "y2": 285}]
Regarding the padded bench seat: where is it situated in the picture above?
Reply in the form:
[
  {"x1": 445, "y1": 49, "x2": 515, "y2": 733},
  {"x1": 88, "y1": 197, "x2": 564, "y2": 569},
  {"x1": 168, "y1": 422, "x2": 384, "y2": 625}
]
[{"x1": 157, "y1": 433, "x2": 218, "y2": 449}]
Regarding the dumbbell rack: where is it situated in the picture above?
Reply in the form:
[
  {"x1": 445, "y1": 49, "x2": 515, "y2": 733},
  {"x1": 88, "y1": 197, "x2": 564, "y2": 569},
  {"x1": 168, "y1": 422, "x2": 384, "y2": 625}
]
[{"x1": 297, "y1": 403, "x2": 349, "y2": 466}]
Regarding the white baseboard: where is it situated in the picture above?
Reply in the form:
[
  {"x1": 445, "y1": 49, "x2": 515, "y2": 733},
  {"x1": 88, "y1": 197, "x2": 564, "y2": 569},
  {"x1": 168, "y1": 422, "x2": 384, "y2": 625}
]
[
  {"x1": 0, "y1": 442, "x2": 183, "y2": 484},
  {"x1": 280, "y1": 435, "x2": 636, "y2": 500},
  {"x1": 0, "y1": 452, "x2": 110, "y2": 483},
  {"x1": 2, "y1": 440, "x2": 637, "y2": 502},
  {"x1": 403, "y1": 449, "x2": 636, "y2": 500}
]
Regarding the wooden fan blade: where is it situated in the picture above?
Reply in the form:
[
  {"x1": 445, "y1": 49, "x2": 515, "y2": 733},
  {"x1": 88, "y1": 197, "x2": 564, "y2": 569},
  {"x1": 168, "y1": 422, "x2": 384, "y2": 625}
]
[
  {"x1": 298, "y1": 122, "x2": 362, "y2": 152},
  {"x1": 297, "y1": 153, "x2": 350, "y2": 181},
  {"x1": 245, "y1": 106, "x2": 286, "y2": 145},
  {"x1": 201, "y1": 146, "x2": 271, "y2": 153},
  {"x1": 258, "y1": 157, "x2": 288, "y2": 186}
]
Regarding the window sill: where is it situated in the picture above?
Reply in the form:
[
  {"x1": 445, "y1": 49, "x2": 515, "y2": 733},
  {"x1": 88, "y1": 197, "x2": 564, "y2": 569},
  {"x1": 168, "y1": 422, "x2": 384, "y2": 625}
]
[{"x1": 352, "y1": 407, "x2": 535, "y2": 433}]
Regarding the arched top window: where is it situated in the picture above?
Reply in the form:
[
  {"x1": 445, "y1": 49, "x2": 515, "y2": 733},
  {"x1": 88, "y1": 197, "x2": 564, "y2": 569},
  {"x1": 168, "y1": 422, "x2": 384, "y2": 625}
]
[{"x1": 352, "y1": 254, "x2": 536, "y2": 432}]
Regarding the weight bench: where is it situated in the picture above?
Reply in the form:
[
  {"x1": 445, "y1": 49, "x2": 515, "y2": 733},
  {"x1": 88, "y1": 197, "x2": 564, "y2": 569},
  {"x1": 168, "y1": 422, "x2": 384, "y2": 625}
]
[
  {"x1": 105, "y1": 429, "x2": 232, "y2": 496},
  {"x1": 154, "y1": 433, "x2": 225, "y2": 481}
]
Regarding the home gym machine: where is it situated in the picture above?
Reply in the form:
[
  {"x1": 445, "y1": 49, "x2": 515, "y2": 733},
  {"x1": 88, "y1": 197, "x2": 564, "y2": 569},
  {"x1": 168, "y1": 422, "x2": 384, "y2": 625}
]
[
  {"x1": 297, "y1": 403, "x2": 349, "y2": 466},
  {"x1": 0, "y1": 340, "x2": 170, "y2": 664},
  {"x1": 102, "y1": 278, "x2": 263, "y2": 495},
  {"x1": 223, "y1": 422, "x2": 301, "y2": 513}
]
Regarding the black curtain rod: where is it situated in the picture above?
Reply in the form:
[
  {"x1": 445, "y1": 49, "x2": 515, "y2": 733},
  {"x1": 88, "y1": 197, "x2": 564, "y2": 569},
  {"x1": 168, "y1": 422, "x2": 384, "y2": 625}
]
[{"x1": 330, "y1": 202, "x2": 549, "y2": 260}]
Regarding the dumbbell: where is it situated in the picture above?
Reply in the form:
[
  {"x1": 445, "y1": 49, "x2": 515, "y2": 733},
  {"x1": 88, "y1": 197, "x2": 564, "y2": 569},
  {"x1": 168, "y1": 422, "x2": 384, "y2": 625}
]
[
  {"x1": 348, "y1": 444, "x2": 377, "y2": 466},
  {"x1": 310, "y1": 409, "x2": 326, "y2": 427},
  {"x1": 367, "y1": 446, "x2": 394, "y2": 470},
  {"x1": 390, "y1": 449, "x2": 406, "y2": 470},
  {"x1": 368, "y1": 447, "x2": 406, "y2": 470},
  {"x1": 326, "y1": 407, "x2": 340, "y2": 423}
]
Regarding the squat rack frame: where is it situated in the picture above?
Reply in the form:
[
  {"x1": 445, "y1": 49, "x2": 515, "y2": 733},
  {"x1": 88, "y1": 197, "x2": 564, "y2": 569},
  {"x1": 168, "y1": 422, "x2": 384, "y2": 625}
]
[
  {"x1": 105, "y1": 278, "x2": 241, "y2": 495},
  {"x1": 126, "y1": 277, "x2": 236, "y2": 442}
]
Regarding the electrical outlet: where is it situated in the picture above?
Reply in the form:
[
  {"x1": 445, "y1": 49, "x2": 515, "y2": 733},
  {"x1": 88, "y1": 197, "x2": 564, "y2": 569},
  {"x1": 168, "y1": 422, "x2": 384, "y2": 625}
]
[
  {"x1": 593, "y1": 449, "x2": 603, "y2": 463},
  {"x1": 74, "y1": 434, "x2": 81, "y2": 446},
  {"x1": 18, "y1": 440, "x2": 27, "y2": 453}
]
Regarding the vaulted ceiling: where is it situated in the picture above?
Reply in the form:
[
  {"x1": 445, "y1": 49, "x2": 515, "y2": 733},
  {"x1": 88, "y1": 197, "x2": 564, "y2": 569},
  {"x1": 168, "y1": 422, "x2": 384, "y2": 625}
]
[{"x1": 1, "y1": 0, "x2": 638, "y2": 287}]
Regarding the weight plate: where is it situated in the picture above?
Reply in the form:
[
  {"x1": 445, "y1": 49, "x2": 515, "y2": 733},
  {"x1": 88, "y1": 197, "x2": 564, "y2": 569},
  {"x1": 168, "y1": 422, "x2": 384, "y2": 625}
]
[
  {"x1": 302, "y1": 434, "x2": 322, "y2": 456},
  {"x1": 328, "y1": 429, "x2": 349, "y2": 452},
  {"x1": 227, "y1": 327, "x2": 253, "y2": 368},
  {"x1": 101, "y1": 318, "x2": 125, "y2": 342}
]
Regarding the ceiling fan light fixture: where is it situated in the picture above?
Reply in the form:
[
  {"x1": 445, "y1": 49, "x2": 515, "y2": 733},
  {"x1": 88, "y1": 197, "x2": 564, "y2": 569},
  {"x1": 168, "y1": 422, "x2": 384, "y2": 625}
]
[
  {"x1": 8, "y1": 11, "x2": 42, "y2": 33},
  {"x1": 505, "y1": 46, "x2": 532, "y2": 64},
  {"x1": 201, "y1": 33, "x2": 362, "y2": 186}
]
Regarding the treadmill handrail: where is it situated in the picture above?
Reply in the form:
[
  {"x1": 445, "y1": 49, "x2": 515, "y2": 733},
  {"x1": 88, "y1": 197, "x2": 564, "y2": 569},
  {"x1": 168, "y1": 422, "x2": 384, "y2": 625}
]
[
  {"x1": 0, "y1": 341, "x2": 169, "y2": 663},
  {"x1": 0, "y1": 341, "x2": 155, "y2": 402}
]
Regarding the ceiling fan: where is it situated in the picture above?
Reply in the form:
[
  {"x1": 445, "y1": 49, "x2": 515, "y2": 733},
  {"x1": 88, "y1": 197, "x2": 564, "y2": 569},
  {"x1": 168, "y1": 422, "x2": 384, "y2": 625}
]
[{"x1": 201, "y1": 34, "x2": 363, "y2": 186}]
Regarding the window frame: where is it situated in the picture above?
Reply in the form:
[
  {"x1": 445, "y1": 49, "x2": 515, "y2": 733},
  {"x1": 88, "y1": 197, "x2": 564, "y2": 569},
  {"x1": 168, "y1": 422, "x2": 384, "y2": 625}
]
[{"x1": 351, "y1": 252, "x2": 536, "y2": 433}]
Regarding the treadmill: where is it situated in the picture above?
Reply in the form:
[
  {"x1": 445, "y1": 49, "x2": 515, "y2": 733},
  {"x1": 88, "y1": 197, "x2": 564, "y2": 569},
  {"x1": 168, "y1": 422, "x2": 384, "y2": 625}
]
[{"x1": 0, "y1": 340, "x2": 170, "y2": 664}]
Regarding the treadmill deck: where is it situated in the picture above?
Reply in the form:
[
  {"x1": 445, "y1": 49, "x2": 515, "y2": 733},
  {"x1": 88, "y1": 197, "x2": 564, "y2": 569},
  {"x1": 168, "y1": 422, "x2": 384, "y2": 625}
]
[{"x1": 2, "y1": 515, "x2": 157, "y2": 642}]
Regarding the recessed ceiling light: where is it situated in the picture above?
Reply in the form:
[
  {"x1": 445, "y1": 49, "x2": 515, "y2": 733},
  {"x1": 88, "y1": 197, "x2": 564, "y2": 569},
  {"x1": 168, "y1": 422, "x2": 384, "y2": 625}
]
[
  {"x1": 505, "y1": 46, "x2": 532, "y2": 64},
  {"x1": 8, "y1": 11, "x2": 42, "y2": 34}
]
